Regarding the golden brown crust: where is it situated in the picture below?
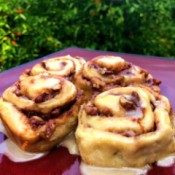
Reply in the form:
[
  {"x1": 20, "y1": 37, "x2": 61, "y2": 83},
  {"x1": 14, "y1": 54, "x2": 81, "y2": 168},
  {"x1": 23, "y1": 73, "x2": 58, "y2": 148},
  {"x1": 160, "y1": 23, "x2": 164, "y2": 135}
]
[
  {"x1": 75, "y1": 86, "x2": 175, "y2": 167},
  {"x1": 0, "y1": 73, "x2": 84, "y2": 152}
]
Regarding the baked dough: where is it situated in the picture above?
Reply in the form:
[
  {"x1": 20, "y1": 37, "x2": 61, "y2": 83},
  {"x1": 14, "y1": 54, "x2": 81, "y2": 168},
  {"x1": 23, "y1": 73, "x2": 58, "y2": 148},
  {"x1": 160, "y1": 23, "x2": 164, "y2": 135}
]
[
  {"x1": 0, "y1": 73, "x2": 84, "y2": 152},
  {"x1": 20, "y1": 55, "x2": 86, "y2": 82},
  {"x1": 75, "y1": 86, "x2": 175, "y2": 167},
  {"x1": 75, "y1": 55, "x2": 160, "y2": 97}
]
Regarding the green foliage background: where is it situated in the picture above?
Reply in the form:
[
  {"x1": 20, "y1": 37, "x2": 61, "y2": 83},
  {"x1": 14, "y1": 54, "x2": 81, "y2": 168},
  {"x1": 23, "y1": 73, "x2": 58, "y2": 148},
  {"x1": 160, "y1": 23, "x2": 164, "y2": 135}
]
[{"x1": 0, "y1": 0, "x2": 175, "y2": 72}]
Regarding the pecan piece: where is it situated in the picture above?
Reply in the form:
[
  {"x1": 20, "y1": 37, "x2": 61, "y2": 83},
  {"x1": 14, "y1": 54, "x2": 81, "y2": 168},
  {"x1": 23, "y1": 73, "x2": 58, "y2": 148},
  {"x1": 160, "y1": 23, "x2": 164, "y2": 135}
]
[
  {"x1": 45, "y1": 120, "x2": 56, "y2": 138},
  {"x1": 24, "y1": 69, "x2": 31, "y2": 76},
  {"x1": 29, "y1": 116, "x2": 45, "y2": 129},
  {"x1": 34, "y1": 92, "x2": 57, "y2": 103},
  {"x1": 119, "y1": 96, "x2": 136, "y2": 110},
  {"x1": 51, "y1": 108, "x2": 61, "y2": 117},
  {"x1": 146, "y1": 78, "x2": 161, "y2": 86},
  {"x1": 84, "y1": 105, "x2": 98, "y2": 115},
  {"x1": 101, "y1": 108, "x2": 113, "y2": 116},
  {"x1": 41, "y1": 61, "x2": 46, "y2": 69},
  {"x1": 34, "y1": 93, "x2": 46, "y2": 103},
  {"x1": 14, "y1": 88, "x2": 22, "y2": 96},
  {"x1": 99, "y1": 67, "x2": 113, "y2": 75},
  {"x1": 131, "y1": 91, "x2": 140, "y2": 107}
]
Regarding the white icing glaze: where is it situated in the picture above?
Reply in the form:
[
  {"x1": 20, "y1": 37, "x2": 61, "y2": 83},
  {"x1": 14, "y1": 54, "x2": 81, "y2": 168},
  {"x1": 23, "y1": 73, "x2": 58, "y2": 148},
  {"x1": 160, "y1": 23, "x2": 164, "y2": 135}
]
[
  {"x1": 62, "y1": 133, "x2": 150, "y2": 175},
  {"x1": 157, "y1": 155, "x2": 175, "y2": 167},
  {"x1": 0, "y1": 120, "x2": 174, "y2": 175},
  {"x1": 125, "y1": 107, "x2": 143, "y2": 119},
  {"x1": 0, "y1": 119, "x2": 46, "y2": 162},
  {"x1": 60, "y1": 132, "x2": 79, "y2": 155},
  {"x1": 97, "y1": 56, "x2": 125, "y2": 65},
  {"x1": 0, "y1": 119, "x2": 7, "y2": 135},
  {"x1": 80, "y1": 162, "x2": 148, "y2": 175},
  {"x1": 0, "y1": 138, "x2": 46, "y2": 162}
]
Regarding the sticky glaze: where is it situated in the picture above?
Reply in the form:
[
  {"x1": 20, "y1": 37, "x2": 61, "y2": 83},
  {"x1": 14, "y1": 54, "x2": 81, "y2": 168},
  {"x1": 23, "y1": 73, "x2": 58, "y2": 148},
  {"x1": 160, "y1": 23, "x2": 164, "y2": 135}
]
[
  {"x1": 80, "y1": 162, "x2": 149, "y2": 175},
  {"x1": 0, "y1": 120, "x2": 175, "y2": 175}
]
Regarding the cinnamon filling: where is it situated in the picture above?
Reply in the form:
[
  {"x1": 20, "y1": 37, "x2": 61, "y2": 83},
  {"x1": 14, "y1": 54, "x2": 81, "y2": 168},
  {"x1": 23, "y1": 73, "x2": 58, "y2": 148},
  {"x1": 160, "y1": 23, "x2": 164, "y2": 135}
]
[
  {"x1": 146, "y1": 78, "x2": 161, "y2": 86},
  {"x1": 107, "y1": 119, "x2": 158, "y2": 137},
  {"x1": 117, "y1": 64, "x2": 135, "y2": 76},
  {"x1": 107, "y1": 129, "x2": 138, "y2": 137},
  {"x1": 29, "y1": 116, "x2": 57, "y2": 138},
  {"x1": 82, "y1": 75, "x2": 104, "y2": 90},
  {"x1": 82, "y1": 74, "x2": 123, "y2": 91},
  {"x1": 14, "y1": 88, "x2": 22, "y2": 97},
  {"x1": 119, "y1": 92, "x2": 140, "y2": 111},
  {"x1": 140, "y1": 68, "x2": 150, "y2": 79},
  {"x1": 60, "y1": 61, "x2": 67, "y2": 67},
  {"x1": 84, "y1": 104, "x2": 113, "y2": 117},
  {"x1": 21, "y1": 98, "x2": 77, "y2": 138},
  {"x1": 41, "y1": 62, "x2": 47, "y2": 69},
  {"x1": 45, "y1": 120, "x2": 57, "y2": 138},
  {"x1": 34, "y1": 90, "x2": 60, "y2": 103},
  {"x1": 14, "y1": 82, "x2": 22, "y2": 97},
  {"x1": 68, "y1": 70, "x2": 75, "y2": 78},
  {"x1": 119, "y1": 96, "x2": 137, "y2": 111},
  {"x1": 41, "y1": 60, "x2": 76, "y2": 79},
  {"x1": 29, "y1": 116, "x2": 45, "y2": 129},
  {"x1": 89, "y1": 62, "x2": 131, "y2": 76},
  {"x1": 12, "y1": 89, "x2": 82, "y2": 139},
  {"x1": 14, "y1": 83, "x2": 61, "y2": 103},
  {"x1": 23, "y1": 99, "x2": 76, "y2": 121},
  {"x1": 82, "y1": 63, "x2": 135, "y2": 90},
  {"x1": 150, "y1": 100, "x2": 156, "y2": 111},
  {"x1": 24, "y1": 69, "x2": 31, "y2": 76},
  {"x1": 84, "y1": 105, "x2": 99, "y2": 116},
  {"x1": 107, "y1": 121, "x2": 158, "y2": 138}
]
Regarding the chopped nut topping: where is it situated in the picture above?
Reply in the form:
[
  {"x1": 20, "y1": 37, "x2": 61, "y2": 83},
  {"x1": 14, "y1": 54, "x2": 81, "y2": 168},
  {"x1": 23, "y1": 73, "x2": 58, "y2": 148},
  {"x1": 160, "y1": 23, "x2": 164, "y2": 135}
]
[
  {"x1": 34, "y1": 91, "x2": 58, "y2": 103},
  {"x1": 14, "y1": 88, "x2": 22, "y2": 96},
  {"x1": 119, "y1": 96, "x2": 137, "y2": 110},
  {"x1": 51, "y1": 108, "x2": 61, "y2": 117},
  {"x1": 29, "y1": 116, "x2": 45, "y2": 129},
  {"x1": 131, "y1": 91, "x2": 140, "y2": 103},
  {"x1": 146, "y1": 78, "x2": 161, "y2": 85},
  {"x1": 45, "y1": 121, "x2": 56, "y2": 138},
  {"x1": 84, "y1": 105, "x2": 98, "y2": 115},
  {"x1": 101, "y1": 108, "x2": 113, "y2": 116},
  {"x1": 99, "y1": 68, "x2": 113, "y2": 75},
  {"x1": 41, "y1": 61, "x2": 46, "y2": 69},
  {"x1": 150, "y1": 100, "x2": 156, "y2": 111}
]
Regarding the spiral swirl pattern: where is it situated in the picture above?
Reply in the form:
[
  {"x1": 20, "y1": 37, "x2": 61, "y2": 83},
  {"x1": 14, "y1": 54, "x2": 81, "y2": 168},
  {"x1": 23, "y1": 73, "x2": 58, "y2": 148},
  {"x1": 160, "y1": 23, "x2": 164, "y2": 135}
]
[
  {"x1": 75, "y1": 55, "x2": 160, "y2": 96},
  {"x1": 20, "y1": 55, "x2": 86, "y2": 81},
  {"x1": 0, "y1": 73, "x2": 83, "y2": 152},
  {"x1": 75, "y1": 86, "x2": 174, "y2": 167}
]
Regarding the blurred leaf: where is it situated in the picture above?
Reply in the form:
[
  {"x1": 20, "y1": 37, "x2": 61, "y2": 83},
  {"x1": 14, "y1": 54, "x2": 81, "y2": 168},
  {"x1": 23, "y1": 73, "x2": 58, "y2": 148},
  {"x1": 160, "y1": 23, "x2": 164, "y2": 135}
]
[{"x1": 0, "y1": 0, "x2": 175, "y2": 72}]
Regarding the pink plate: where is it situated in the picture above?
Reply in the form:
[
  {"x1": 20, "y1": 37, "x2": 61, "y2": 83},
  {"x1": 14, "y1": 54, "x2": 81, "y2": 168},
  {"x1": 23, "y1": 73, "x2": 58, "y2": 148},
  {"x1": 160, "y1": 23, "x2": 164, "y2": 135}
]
[{"x1": 0, "y1": 48, "x2": 175, "y2": 175}]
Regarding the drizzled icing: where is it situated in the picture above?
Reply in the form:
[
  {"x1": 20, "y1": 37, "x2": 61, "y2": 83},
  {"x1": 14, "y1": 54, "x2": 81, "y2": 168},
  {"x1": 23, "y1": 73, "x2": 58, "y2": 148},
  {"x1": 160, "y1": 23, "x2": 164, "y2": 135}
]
[
  {"x1": 0, "y1": 120, "x2": 46, "y2": 162},
  {"x1": 60, "y1": 132, "x2": 79, "y2": 155},
  {"x1": 0, "y1": 139, "x2": 46, "y2": 162},
  {"x1": 0, "y1": 120, "x2": 7, "y2": 135},
  {"x1": 80, "y1": 162, "x2": 148, "y2": 175},
  {"x1": 95, "y1": 56, "x2": 125, "y2": 67},
  {"x1": 0, "y1": 120, "x2": 174, "y2": 174}
]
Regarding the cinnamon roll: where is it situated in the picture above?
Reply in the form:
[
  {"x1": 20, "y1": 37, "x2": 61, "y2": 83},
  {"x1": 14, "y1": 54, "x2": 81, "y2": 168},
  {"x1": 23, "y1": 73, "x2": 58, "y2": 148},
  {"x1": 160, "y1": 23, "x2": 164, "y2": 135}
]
[
  {"x1": 75, "y1": 55, "x2": 160, "y2": 97},
  {"x1": 75, "y1": 86, "x2": 175, "y2": 167},
  {"x1": 0, "y1": 73, "x2": 84, "y2": 152},
  {"x1": 20, "y1": 55, "x2": 86, "y2": 82}
]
